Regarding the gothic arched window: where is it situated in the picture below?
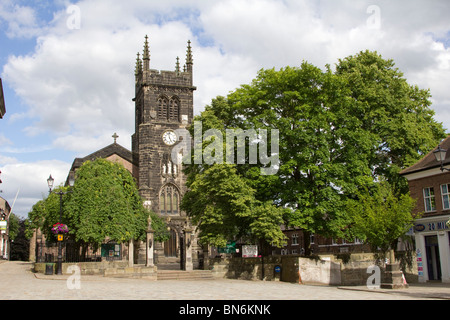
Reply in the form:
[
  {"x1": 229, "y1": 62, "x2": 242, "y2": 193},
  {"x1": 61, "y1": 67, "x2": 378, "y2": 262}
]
[
  {"x1": 157, "y1": 95, "x2": 169, "y2": 120},
  {"x1": 169, "y1": 96, "x2": 180, "y2": 122},
  {"x1": 159, "y1": 184, "x2": 180, "y2": 215}
]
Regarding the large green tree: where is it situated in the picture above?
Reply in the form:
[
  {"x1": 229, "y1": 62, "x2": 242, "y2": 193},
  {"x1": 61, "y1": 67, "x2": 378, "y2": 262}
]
[
  {"x1": 183, "y1": 50, "x2": 445, "y2": 255},
  {"x1": 335, "y1": 50, "x2": 446, "y2": 192}
]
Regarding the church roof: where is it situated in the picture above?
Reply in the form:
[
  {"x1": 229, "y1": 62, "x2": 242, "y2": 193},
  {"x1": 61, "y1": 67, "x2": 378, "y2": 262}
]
[
  {"x1": 400, "y1": 135, "x2": 450, "y2": 176},
  {"x1": 76, "y1": 142, "x2": 133, "y2": 164},
  {"x1": 66, "y1": 142, "x2": 135, "y2": 185}
]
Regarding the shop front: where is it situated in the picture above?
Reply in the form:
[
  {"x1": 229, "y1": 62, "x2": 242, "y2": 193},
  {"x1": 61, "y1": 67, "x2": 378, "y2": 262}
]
[{"x1": 414, "y1": 215, "x2": 450, "y2": 283}]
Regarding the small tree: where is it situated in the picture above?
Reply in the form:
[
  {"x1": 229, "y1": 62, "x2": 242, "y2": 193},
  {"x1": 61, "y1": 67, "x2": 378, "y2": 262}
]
[
  {"x1": 346, "y1": 181, "x2": 419, "y2": 260},
  {"x1": 181, "y1": 164, "x2": 286, "y2": 248},
  {"x1": 67, "y1": 159, "x2": 149, "y2": 249}
]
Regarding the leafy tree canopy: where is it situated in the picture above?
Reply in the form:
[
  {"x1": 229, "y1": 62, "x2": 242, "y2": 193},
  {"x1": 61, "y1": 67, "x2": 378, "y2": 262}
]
[{"x1": 182, "y1": 50, "x2": 445, "y2": 254}]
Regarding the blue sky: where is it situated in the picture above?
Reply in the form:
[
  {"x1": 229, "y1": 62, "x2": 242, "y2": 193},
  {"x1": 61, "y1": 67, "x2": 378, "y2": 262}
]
[{"x1": 1, "y1": 0, "x2": 450, "y2": 218}]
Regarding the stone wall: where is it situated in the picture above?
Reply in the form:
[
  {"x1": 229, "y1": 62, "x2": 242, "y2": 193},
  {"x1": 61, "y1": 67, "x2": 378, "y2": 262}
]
[
  {"x1": 209, "y1": 256, "x2": 299, "y2": 282},
  {"x1": 34, "y1": 260, "x2": 129, "y2": 275},
  {"x1": 208, "y1": 253, "x2": 418, "y2": 286}
]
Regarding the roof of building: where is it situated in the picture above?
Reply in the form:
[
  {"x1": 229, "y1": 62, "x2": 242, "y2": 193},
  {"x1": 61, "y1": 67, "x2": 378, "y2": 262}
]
[
  {"x1": 400, "y1": 135, "x2": 450, "y2": 176},
  {"x1": 66, "y1": 142, "x2": 134, "y2": 184}
]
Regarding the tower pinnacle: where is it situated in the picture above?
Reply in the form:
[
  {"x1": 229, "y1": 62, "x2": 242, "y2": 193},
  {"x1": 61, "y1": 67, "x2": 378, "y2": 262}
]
[
  {"x1": 175, "y1": 56, "x2": 180, "y2": 74},
  {"x1": 143, "y1": 35, "x2": 150, "y2": 71},
  {"x1": 135, "y1": 52, "x2": 142, "y2": 76},
  {"x1": 185, "y1": 40, "x2": 193, "y2": 72}
]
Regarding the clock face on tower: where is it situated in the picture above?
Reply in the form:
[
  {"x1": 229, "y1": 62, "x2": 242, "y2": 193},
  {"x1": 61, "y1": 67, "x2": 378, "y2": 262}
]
[{"x1": 162, "y1": 130, "x2": 177, "y2": 146}]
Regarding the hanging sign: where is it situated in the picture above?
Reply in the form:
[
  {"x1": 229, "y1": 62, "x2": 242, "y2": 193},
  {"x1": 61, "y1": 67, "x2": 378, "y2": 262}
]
[{"x1": 57, "y1": 234, "x2": 63, "y2": 241}]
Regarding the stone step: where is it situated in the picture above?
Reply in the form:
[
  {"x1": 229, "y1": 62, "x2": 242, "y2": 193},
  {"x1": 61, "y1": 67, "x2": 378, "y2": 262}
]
[
  {"x1": 103, "y1": 266, "x2": 157, "y2": 280},
  {"x1": 157, "y1": 270, "x2": 215, "y2": 281}
]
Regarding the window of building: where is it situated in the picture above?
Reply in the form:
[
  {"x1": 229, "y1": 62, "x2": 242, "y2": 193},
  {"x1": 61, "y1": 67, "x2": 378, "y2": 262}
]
[
  {"x1": 292, "y1": 233, "x2": 299, "y2": 245},
  {"x1": 157, "y1": 96, "x2": 168, "y2": 120},
  {"x1": 169, "y1": 97, "x2": 180, "y2": 122},
  {"x1": 441, "y1": 184, "x2": 450, "y2": 210},
  {"x1": 160, "y1": 184, "x2": 179, "y2": 215},
  {"x1": 423, "y1": 187, "x2": 436, "y2": 212}
]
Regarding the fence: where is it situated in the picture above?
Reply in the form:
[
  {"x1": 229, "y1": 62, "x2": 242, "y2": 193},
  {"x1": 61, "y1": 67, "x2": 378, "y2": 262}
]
[{"x1": 35, "y1": 241, "x2": 122, "y2": 263}]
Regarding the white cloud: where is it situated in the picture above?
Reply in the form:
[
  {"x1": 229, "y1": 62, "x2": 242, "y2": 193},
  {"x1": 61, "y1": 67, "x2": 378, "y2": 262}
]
[
  {"x1": 0, "y1": 1, "x2": 43, "y2": 38},
  {"x1": 1, "y1": 159, "x2": 71, "y2": 218},
  {"x1": 1, "y1": 0, "x2": 450, "y2": 218}
]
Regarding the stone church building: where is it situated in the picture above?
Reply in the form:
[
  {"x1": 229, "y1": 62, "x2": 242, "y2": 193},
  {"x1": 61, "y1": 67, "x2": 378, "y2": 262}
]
[{"x1": 66, "y1": 36, "x2": 200, "y2": 269}]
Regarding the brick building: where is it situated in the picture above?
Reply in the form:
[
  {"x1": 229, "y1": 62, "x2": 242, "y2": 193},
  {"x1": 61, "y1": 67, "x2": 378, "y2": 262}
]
[
  {"x1": 400, "y1": 136, "x2": 450, "y2": 283},
  {"x1": 270, "y1": 226, "x2": 370, "y2": 256}
]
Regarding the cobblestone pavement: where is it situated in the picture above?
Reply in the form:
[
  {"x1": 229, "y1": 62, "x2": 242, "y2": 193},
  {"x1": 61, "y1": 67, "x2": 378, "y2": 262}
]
[{"x1": 1, "y1": 261, "x2": 449, "y2": 301}]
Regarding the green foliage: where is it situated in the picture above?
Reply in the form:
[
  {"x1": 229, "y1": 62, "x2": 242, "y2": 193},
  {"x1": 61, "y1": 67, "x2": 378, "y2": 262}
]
[
  {"x1": 27, "y1": 158, "x2": 168, "y2": 251},
  {"x1": 149, "y1": 210, "x2": 170, "y2": 243},
  {"x1": 67, "y1": 158, "x2": 149, "y2": 245},
  {"x1": 346, "y1": 181, "x2": 419, "y2": 255},
  {"x1": 7, "y1": 213, "x2": 20, "y2": 241},
  {"x1": 182, "y1": 50, "x2": 445, "y2": 255},
  {"x1": 181, "y1": 164, "x2": 286, "y2": 248},
  {"x1": 335, "y1": 50, "x2": 446, "y2": 192}
]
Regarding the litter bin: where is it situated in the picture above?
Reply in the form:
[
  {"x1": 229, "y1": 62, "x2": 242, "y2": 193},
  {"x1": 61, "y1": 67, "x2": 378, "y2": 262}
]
[{"x1": 45, "y1": 263, "x2": 54, "y2": 275}]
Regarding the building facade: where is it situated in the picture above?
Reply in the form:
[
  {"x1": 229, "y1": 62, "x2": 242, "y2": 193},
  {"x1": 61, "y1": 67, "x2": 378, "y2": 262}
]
[
  {"x1": 269, "y1": 227, "x2": 370, "y2": 257},
  {"x1": 49, "y1": 36, "x2": 200, "y2": 269},
  {"x1": 131, "y1": 36, "x2": 199, "y2": 267},
  {"x1": 0, "y1": 196, "x2": 11, "y2": 259},
  {"x1": 400, "y1": 136, "x2": 450, "y2": 283}
]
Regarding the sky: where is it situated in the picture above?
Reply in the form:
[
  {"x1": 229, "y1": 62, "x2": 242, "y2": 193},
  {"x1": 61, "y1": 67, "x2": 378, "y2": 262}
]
[{"x1": 0, "y1": 0, "x2": 449, "y2": 218}]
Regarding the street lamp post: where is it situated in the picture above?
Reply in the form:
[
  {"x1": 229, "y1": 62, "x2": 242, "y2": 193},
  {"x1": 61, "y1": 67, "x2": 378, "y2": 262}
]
[
  {"x1": 47, "y1": 175, "x2": 74, "y2": 275},
  {"x1": 433, "y1": 145, "x2": 450, "y2": 172}
]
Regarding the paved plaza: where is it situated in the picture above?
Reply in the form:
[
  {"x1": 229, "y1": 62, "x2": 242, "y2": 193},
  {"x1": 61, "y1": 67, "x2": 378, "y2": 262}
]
[{"x1": 1, "y1": 261, "x2": 449, "y2": 301}]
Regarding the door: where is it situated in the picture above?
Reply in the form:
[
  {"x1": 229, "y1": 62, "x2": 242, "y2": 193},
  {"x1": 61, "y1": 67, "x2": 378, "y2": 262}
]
[
  {"x1": 425, "y1": 235, "x2": 442, "y2": 280},
  {"x1": 164, "y1": 229, "x2": 177, "y2": 257}
]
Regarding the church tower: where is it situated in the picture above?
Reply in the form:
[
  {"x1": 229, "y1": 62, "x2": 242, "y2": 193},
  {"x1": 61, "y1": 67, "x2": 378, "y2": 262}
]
[{"x1": 132, "y1": 36, "x2": 196, "y2": 266}]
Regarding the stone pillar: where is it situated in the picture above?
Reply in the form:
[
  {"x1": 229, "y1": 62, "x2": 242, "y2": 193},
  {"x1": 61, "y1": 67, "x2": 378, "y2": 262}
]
[
  {"x1": 146, "y1": 229, "x2": 154, "y2": 267},
  {"x1": 29, "y1": 229, "x2": 37, "y2": 262},
  {"x1": 184, "y1": 228, "x2": 193, "y2": 271},
  {"x1": 128, "y1": 239, "x2": 134, "y2": 267},
  {"x1": 202, "y1": 244, "x2": 210, "y2": 270},
  {"x1": 381, "y1": 263, "x2": 408, "y2": 289}
]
